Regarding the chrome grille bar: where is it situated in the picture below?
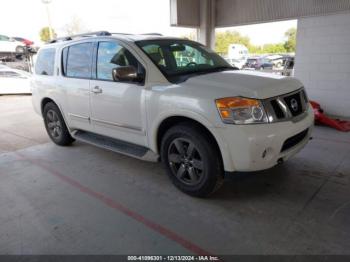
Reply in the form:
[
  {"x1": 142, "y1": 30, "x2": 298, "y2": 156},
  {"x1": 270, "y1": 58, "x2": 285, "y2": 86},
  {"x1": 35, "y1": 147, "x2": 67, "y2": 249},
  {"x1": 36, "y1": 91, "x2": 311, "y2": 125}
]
[{"x1": 262, "y1": 88, "x2": 308, "y2": 123}]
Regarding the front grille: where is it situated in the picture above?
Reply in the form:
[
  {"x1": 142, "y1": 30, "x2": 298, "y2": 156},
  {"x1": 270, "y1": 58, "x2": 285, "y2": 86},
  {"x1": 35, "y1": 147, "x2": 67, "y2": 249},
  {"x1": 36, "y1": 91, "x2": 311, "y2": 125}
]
[
  {"x1": 270, "y1": 100, "x2": 285, "y2": 119},
  {"x1": 284, "y1": 93, "x2": 303, "y2": 117},
  {"x1": 264, "y1": 88, "x2": 308, "y2": 123},
  {"x1": 281, "y1": 129, "x2": 308, "y2": 152}
]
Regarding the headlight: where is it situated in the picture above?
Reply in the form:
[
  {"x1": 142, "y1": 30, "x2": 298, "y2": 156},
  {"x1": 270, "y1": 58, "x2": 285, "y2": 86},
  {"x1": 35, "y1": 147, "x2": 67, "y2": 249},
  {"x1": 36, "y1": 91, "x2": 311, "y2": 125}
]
[{"x1": 215, "y1": 97, "x2": 268, "y2": 124}]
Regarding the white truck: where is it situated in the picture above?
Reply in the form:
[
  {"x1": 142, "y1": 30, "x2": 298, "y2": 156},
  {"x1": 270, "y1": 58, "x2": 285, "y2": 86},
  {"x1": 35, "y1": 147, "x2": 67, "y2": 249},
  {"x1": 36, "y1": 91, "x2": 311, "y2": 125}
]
[
  {"x1": 226, "y1": 44, "x2": 249, "y2": 69},
  {"x1": 31, "y1": 32, "x2": 314, "y2": 197}
]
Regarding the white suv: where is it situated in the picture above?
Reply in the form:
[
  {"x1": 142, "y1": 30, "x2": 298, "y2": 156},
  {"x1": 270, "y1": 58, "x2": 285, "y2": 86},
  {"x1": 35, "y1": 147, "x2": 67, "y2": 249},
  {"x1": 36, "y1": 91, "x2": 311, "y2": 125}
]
[{"x1": 32, "y1": 31, "x2": 314, "y2": 197}]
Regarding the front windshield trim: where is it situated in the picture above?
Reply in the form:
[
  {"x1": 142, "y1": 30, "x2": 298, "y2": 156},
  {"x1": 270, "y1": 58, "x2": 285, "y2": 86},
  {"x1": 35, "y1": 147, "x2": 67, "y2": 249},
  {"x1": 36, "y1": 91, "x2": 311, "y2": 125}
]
[{"x1": 135, "y1": 39, "x2": 234, "y2": 83}]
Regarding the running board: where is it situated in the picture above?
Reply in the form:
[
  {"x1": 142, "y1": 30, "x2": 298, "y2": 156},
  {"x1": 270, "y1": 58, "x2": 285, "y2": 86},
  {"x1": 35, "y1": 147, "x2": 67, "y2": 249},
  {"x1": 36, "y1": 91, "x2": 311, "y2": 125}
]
[{"x1": 72, "y1": 130, "x2": 159, "y2": 162}]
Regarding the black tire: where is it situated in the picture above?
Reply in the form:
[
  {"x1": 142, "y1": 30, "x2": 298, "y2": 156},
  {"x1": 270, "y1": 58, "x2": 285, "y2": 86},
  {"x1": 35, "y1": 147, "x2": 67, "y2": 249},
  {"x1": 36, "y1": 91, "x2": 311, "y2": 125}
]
[
  {"x1": 160, "y1": 123, "x2": 224, "y2": 197},
  {"x1": 43, "y1": 102, "x2": 75, "y2": 146}
]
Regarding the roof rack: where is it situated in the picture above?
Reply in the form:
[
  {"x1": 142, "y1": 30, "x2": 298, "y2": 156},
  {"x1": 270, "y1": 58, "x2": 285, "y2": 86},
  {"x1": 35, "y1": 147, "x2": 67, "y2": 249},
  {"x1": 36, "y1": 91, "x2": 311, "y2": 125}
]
[
  {"x1": 48, "y1": 31, "x2": 111, "y2": 44},
  {"x1": 109, "y1": 32, "x2": 163, "y2": 36},
  {"x1": 140, "y1": 33, "x2": 163, "y2": 36},
  {"x1": 47, "y1": 31, "x2": 163, "y2": 44}
]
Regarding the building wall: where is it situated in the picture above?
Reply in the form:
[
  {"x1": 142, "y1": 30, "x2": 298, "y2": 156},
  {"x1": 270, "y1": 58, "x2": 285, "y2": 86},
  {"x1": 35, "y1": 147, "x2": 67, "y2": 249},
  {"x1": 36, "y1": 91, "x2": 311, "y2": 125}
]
[
  {"x1": 295, "y1": 12, "x2": 350, "y2": 117},
  {"x1": 216, "y1": 0, "x2": 350, "y2": 27},
  {"x1": 171, "y1": 0, "x2": 350, "y2": 28}
]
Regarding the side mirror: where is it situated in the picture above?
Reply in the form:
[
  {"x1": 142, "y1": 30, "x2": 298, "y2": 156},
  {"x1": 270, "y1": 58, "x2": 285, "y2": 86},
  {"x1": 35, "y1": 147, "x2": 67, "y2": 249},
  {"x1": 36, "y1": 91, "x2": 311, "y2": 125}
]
[{"x1": 112, "y1": 66, "x2": 141, "y2": 82}]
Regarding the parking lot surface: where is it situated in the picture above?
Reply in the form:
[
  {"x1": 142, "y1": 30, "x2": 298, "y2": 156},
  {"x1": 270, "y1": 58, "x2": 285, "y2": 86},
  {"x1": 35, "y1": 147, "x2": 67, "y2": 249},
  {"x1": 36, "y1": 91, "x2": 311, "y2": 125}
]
[{"x1": 0, "y1": 95, "x2": 349, "y2": 255}]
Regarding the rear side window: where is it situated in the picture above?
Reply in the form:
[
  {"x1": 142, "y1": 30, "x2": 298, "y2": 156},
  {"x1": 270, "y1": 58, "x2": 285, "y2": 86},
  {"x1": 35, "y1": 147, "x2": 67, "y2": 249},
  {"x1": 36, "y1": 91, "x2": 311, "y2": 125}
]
[
  {"x1": 63, "y1": 42, "x2": 93, "y2": 79},
  {"x1": 35, "y1": 48, "x2": 56, "y2": 76}
]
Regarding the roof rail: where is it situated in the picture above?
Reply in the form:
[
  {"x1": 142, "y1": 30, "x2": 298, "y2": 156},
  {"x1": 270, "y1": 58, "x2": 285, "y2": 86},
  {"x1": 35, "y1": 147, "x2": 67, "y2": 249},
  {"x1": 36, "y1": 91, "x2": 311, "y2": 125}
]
[
  {"x1": 48, "y1": 31, "x2": 111, "y2": 44},
  {"x1": 141, "y1": 33, "x2": 163, "y2": 36},
  {"x1": 110, "y1": 32, "x2": 133, "y2": 35}
]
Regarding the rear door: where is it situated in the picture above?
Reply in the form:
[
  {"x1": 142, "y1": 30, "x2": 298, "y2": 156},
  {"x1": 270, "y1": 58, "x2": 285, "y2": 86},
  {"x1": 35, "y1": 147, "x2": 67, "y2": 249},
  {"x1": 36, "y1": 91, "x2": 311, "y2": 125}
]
[{"x1": 60, "y1": 41, "x2": 93, "y2": 131}]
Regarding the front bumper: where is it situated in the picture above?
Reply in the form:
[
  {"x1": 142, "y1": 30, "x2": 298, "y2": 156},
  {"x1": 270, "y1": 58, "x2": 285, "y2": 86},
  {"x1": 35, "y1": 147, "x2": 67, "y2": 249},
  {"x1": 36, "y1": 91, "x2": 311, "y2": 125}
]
[{"x1": 211, "y1": 104, "x2": 314, "y2": 172}]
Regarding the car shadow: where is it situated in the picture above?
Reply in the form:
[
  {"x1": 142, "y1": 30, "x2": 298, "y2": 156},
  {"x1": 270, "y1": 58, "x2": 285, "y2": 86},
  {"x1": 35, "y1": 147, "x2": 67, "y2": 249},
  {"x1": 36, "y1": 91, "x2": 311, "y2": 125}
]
[{"x1": 211, "y1": 164, "x2": 292, "y2": 200}]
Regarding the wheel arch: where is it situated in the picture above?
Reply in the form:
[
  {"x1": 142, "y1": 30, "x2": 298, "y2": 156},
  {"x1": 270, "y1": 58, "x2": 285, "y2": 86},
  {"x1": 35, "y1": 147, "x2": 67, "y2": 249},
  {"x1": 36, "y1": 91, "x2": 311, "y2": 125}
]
[
  {"x1": 41, "y1": 97, "x2": 71, "y2": 133},
  {"x1": 153, "y1": 115, "x2": 233, "y2": 172},
  {"x1": 41, "y1": 97, "x2": 56, "y2": 115}
]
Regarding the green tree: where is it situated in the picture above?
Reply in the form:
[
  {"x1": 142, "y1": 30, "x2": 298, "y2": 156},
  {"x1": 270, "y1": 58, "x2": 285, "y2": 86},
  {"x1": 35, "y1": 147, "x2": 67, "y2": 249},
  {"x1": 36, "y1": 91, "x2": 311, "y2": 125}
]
[
  {"x1": 39, "y1": 27, "x2": 56, "y2": 42},
  {"x1": 215, "y1": 31, "x2": 252, "y2": 55},
  {"x1": 284, "y1": 27, "x2": 297, "y2": 53},
  {"x1": 261, "y1": 43, "x2": 286, "y2": 54}
]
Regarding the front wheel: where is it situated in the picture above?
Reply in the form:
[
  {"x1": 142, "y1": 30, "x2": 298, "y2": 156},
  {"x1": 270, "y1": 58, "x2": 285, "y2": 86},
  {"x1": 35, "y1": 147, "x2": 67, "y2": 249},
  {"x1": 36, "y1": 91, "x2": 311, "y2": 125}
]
[
  {"x1": 161, "y1": 124, "x2": 224, "y2": 197},
  {"x1": 43, "y1": 102, "x2": 75, "y2": 146}
]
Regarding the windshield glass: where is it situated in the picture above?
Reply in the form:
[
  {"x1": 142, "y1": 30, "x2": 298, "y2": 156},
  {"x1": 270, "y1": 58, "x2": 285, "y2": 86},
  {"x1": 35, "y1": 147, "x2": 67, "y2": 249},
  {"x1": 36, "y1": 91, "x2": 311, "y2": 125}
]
[{"x1": 136, "y1": 39, "x2": 234, "y2": 83}]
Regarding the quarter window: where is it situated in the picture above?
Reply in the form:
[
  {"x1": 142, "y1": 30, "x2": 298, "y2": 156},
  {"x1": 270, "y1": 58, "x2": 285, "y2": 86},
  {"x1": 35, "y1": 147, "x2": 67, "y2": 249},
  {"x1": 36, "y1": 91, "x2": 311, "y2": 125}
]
[
  {"x1": 64, "y1": 42, "x2": 93, "y2": 78},
  {"x1": 35, "y1": 48, "x2": 56, "y2": 76},
  {"x1": 97, "y1": 41, "x2": 144, "y2": 81}
]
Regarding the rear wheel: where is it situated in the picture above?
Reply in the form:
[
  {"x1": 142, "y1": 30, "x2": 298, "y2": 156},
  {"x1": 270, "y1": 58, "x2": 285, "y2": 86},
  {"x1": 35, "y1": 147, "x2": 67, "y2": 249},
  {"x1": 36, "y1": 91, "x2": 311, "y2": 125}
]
[
  {"x1": 161, "y1": 123, "x2": 224, "y2": 197},
  {"x1": 43, "y1": 102, "x2": 75, "y2": 146}
]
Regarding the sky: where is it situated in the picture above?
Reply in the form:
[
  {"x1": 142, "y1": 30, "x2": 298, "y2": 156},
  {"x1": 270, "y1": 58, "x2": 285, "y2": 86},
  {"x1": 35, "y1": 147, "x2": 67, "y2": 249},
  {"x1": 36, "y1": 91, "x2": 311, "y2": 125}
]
[{"x1": 0, "y1": 0, "x2": 297, "y2": 46}]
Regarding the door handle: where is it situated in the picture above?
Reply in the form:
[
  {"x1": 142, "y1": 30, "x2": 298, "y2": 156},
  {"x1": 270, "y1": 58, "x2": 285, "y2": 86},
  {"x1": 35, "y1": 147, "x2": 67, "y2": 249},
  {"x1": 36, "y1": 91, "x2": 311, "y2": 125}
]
[{"x1": 92, "y1": 86, "x2": 103, "y2": 94}]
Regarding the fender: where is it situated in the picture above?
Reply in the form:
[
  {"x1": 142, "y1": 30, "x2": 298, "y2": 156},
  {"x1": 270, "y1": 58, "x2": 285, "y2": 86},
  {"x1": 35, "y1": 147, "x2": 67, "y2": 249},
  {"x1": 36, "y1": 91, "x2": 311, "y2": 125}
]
[{"x1": 148, "y1": 109, "x2": 235, "y2": 172}]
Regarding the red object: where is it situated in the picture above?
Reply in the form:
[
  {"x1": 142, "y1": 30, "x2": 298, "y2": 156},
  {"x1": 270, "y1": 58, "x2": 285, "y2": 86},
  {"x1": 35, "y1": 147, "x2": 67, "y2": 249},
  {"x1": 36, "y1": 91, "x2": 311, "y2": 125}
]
[
  {"x1": 22, "y1": 39, "x2": 34, "y2": 46},
  {"x1": 310, "y1": 100, "x2": 350, "y2": 132}
]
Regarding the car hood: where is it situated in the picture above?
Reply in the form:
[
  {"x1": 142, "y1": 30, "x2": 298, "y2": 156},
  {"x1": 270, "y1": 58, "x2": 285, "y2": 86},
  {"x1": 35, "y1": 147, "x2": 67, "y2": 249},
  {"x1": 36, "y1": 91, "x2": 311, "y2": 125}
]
[{"x1": 183, "y1": 70, "x2": 303, "y2": 99}]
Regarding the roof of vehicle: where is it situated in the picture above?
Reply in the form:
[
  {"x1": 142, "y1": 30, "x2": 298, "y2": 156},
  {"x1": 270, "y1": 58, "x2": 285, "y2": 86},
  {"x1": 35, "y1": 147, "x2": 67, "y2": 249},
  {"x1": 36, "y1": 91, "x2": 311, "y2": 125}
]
[{"x1": 43, "y1": 31, "x2": 184, "y2": 47}]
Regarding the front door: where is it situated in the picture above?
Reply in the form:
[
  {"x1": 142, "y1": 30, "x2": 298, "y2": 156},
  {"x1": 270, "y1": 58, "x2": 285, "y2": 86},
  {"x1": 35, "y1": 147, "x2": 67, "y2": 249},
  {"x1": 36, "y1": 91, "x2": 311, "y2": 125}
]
[{"x1": 90, "y1": 41, "x2": 146, "y2": 146}]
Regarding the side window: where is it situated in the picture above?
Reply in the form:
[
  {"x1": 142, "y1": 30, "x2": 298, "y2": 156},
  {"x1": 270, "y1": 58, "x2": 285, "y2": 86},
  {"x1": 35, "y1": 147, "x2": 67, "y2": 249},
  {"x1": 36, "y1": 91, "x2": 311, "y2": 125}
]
[
  {"x1": 0, "y1": 35, "x2": 10, "y2": 41},
  {"x1": 96, "y1": 41, "x2": 144, "y2": 81},
  {"x1": 140, "y1": 44, "x2": 165, "y2": 67},
  {"x1": 61, "y1": 47, "x2": 68, "y2": 76},
  {"x1": 65, "y1": 42, "x2": 93, "y2": 78},
  {"x1": 35, "y1": 48, "x2": 56, "y2": 76},
  {"x1": 171, "y1": 44, "x2": 214, "y2": 68}
]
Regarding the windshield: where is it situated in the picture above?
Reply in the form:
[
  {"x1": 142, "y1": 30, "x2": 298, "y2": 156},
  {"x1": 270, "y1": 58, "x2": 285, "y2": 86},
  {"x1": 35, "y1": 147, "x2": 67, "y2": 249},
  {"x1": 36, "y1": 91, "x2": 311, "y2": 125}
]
[{"x1": 136, "y1": 39, "x2": 234, "y2": 83}]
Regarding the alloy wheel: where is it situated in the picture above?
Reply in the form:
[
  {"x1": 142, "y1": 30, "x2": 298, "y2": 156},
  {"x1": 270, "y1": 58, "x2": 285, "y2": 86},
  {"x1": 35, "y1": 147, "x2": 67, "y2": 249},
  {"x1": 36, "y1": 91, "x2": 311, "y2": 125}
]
[
  {"x1": 168, "y1": 138, "x2": 204, "y2": 186},
  {"x1": 46, "y1": 109, "x2": 62, "y2": 139}
]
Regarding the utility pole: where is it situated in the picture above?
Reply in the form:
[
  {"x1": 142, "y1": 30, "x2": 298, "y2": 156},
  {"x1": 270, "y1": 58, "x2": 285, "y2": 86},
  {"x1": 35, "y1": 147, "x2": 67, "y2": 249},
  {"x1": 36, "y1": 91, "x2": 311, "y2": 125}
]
[{"x1": 42, "y1": 0, "x2": 53, "y2": 40}]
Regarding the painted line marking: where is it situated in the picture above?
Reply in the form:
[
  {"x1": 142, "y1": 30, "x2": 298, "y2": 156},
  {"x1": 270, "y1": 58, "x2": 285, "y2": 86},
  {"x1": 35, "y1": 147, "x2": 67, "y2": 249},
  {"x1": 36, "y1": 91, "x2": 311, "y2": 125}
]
[{"x1": 15, "y1": 151, "x2": 213, "y2": 256}]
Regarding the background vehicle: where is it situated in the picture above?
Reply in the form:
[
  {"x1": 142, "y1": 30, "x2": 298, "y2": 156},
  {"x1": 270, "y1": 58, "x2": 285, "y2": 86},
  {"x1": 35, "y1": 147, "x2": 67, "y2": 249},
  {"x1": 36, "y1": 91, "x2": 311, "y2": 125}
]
[
  {"x1": 227, "y1": 44, "x2": 249, "y2": 69},
  {"x1": 0, "y1": 34, "x2": 26, "y2": 54},
  {"x1": 32, "y1": 32, "x2": 313, "y2": 197},
  {"x1": 266, "y1": 54, "x2": 284, "y2": 68},
  {"x1": 244, "y1": 57, "x2": 273, "y2": 70},
  {"x1": 282, "y1": 56, "x2": 295, "y2": 76},
  {"x1": 0, "y1": 66, "x2": 31, "y2": 94},
  {"x1": 12, "y1": 37, "x2": 34, "y2": 47}
]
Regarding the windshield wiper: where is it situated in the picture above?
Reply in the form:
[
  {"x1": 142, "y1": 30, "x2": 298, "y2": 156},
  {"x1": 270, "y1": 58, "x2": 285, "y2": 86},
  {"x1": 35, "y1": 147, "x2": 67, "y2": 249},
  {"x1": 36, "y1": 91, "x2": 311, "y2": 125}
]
[
  {"x1": 206, "y1": 66, "x2": 237, "y2": 72},
  {"x1": 171, "y1": 66, "x2": 235, "y2": 77}
]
